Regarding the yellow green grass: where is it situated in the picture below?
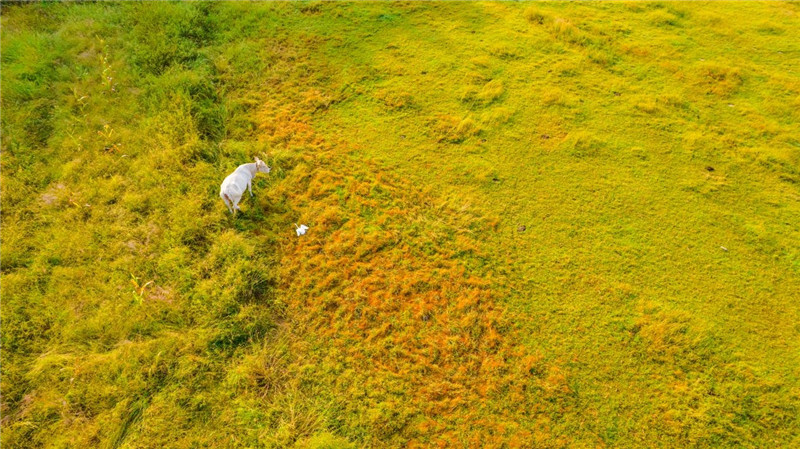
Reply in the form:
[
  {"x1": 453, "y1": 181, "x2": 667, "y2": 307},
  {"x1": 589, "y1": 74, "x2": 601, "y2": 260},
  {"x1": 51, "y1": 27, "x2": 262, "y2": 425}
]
[{"x1": 2, "y1": 2, "x2": 799, "y2": 448}]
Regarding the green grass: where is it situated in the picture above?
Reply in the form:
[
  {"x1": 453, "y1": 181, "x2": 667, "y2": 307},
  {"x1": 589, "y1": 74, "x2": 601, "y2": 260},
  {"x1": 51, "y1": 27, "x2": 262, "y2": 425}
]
[{"x1": 2, "y1": 2, "x2": 799, "y2": 448}]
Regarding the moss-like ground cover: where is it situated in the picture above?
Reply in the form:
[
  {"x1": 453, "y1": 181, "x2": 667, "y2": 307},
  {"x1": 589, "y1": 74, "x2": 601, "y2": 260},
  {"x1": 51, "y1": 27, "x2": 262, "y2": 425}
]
[{"x1": 2, "y1": 2, "x2": 799, "y2": 448}]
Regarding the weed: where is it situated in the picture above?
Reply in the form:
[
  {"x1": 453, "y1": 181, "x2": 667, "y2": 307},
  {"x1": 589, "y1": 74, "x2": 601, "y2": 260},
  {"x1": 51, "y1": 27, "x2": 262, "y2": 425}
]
[{"x1": 130, "y1": 274, "x2": 154, "y2": 304}]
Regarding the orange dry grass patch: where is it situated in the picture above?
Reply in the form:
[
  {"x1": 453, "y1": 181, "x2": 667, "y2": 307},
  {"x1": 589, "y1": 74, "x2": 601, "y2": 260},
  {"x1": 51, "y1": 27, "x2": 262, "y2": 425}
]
[{"x1": 260, "y1": 108, "x2": 564, "y2": 446}]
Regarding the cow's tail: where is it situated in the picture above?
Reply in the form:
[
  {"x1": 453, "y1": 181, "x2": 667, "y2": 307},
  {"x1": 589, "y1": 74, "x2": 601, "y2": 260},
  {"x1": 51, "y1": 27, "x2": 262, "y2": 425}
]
[{"x1": 223, "y1": 193, "x2": 235, "y2": 214}]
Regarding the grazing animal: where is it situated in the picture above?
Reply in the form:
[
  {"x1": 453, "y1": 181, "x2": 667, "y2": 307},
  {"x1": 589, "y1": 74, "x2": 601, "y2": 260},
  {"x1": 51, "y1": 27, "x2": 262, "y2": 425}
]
[{"x1": 220, "y1": 157, "x2": 271, "y2": 215}]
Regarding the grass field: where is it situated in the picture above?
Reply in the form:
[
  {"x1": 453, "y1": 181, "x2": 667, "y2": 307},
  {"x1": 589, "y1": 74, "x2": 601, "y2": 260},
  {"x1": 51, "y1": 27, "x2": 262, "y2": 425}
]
[{"x1": 2, "y1": 2, "x2": 799, "y2": 448}]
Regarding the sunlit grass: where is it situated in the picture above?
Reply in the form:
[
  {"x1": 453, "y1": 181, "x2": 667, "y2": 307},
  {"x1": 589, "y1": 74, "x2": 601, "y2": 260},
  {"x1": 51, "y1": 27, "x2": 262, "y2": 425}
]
[{"x1": 2, "y1": 2, "x2": 799, "y2": 448}]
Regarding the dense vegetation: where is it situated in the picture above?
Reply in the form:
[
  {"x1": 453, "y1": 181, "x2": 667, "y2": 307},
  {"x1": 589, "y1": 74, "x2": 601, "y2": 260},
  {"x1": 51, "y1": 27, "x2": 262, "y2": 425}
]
[{"x1": 2, "y1": 2, "x2": 799, "y2": 447}]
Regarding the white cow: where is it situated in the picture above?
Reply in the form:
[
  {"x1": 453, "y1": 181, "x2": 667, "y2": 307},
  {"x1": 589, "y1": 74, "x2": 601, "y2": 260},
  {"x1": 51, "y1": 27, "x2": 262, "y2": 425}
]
[{"x1": 220, "y1": 157, "x2": 271, "y2": 215}]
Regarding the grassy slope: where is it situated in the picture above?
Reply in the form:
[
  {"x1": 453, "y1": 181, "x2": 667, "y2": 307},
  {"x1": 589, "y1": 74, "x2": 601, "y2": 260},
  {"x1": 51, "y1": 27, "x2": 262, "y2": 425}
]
[
  {"x1": 1, "y1": 2, "x2": 799, "y2": 448},
  {"x1": 308, "y1": 1, "x2": 800, "y2": 444}
]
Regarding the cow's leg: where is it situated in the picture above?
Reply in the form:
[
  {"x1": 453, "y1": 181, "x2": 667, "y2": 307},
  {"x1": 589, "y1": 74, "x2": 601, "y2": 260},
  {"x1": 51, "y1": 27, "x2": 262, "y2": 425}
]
[
  {"x1": 232, "y1": 195, "x2": 242, "y2": 214},
  {"x1": 248, "y1": 180, "x2": 253, "y2": 197}
]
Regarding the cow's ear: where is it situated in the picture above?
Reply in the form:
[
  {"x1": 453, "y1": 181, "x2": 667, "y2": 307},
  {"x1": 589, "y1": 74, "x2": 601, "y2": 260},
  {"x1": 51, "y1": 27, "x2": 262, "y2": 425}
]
[{"x1": 254, "y1": 156, "x2": 261, "y2": 163}]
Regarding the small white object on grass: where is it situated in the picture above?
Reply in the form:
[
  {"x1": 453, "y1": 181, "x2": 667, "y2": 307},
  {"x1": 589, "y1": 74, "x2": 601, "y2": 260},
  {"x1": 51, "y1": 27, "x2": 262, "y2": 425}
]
[{"x1": 294, "y1": 223, "x2": 309, "y2": 236}]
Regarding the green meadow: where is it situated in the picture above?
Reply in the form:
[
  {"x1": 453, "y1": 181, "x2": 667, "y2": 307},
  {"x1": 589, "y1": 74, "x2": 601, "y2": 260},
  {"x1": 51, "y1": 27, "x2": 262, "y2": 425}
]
[{"x1": 2, "y1": 1, "x2": 799, "y2": 447}]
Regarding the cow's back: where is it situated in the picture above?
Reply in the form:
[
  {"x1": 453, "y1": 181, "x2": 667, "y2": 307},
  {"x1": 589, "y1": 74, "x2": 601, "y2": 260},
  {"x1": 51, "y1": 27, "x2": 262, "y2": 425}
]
[{"x1": 220, "y1": 170, "x2": 247, "y2": 197}]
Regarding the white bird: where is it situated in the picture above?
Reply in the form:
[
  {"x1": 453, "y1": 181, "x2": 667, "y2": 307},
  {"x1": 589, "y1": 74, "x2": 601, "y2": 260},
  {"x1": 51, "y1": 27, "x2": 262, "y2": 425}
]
[{"x1": 294, "y1": 223, "x2": 309, "y2": 236}]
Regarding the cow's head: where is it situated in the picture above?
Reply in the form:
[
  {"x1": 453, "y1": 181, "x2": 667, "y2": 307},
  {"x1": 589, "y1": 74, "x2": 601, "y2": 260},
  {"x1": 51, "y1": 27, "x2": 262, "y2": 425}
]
[{"x1": 254, "y1": 157, "x2": 271, "y2": 174}]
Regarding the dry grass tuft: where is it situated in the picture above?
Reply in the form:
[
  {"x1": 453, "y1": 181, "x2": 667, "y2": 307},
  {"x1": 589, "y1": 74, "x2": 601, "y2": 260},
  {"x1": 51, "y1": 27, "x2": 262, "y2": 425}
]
[{"x1": 697, "y1": 63, "x2": 743, "y2": 96}]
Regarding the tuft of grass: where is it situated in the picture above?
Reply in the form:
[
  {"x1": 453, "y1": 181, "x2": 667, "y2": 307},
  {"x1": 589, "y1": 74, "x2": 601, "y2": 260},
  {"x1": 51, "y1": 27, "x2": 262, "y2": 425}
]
[
  {"x1": 561, "y1": 131, "x2": 607, "y2": 158},
  {"x1": 374, "y1": 87, "x2": 413, "y2": 110},
  {"x1": 648, "y1": 10, "x2": 681, "y2": 27},
  {"x1": 461, "y1": 78, "x2": 504, "y2": 107},
  {"x1": 523, "y1": 7, "x2": 547, "y2": 25},
  {"x1": 540, "y1": 86, "x2": 574, "y2": 107},
  {"x1": 295, "y1": 432, "x2": 356, "y2": 449},
  {"x1": 697, "y1": 62, "x2": 743, "y2": 96},
  {"x1": 480, "y1": 106, "x2": 514, "y2": 128},
  {"x1": 548, "y1": 17, "x2": 594, "y2": 47},
  {"x1": 431, "y1": 114, "x2": 481, "y2": 143}
]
